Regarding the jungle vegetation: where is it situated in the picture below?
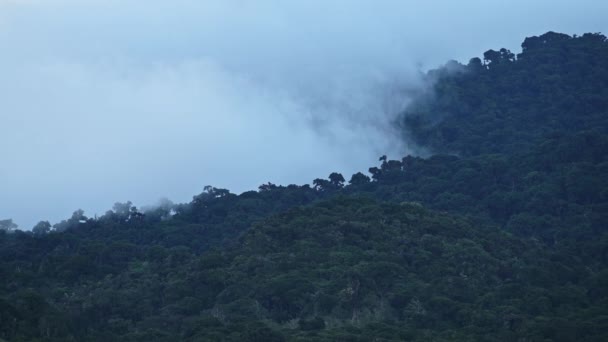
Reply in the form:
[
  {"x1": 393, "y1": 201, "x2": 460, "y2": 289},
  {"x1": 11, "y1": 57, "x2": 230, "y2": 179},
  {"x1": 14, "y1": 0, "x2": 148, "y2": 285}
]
[{"x1": 1, "y1": 32, "x2": 607, "y2": 341}]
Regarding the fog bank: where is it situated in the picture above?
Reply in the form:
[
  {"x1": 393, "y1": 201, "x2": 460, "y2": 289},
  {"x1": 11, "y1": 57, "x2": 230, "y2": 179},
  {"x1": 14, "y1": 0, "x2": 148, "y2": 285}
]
[{"x1": 1, "y1": 1, "x2": 606, "y2": 228}]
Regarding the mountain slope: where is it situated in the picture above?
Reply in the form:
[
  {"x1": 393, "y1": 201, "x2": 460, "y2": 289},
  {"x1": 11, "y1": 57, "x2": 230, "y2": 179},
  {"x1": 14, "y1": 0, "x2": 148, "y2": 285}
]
[
  {"x1": 1, "y1": 31, "x2": 608, "y2": 341},
  {"x1": 5, "y1": 198, "x2": 606, "y2": 341}
]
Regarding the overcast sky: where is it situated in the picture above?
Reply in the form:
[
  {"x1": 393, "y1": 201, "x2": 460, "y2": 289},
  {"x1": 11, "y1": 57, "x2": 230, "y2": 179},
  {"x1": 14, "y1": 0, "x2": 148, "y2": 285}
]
[{"x1": 1, "y1": 1, "x2": 607, "y2": 229}]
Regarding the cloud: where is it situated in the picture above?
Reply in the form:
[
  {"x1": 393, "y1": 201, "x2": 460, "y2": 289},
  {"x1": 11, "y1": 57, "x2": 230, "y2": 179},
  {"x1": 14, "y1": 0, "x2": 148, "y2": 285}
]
[{"x1": 0, "y1": 1, "x2": 607, "y2": 228}]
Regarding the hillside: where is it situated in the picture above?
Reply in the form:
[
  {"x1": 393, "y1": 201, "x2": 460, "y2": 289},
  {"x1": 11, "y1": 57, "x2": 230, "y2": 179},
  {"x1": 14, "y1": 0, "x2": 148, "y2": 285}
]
[
  {"x1": 403, "y1": 31, "x2": 608, "y2": 156},
  {"x1": 1, "y1": 31, "x2": 608, "y2": 341}
]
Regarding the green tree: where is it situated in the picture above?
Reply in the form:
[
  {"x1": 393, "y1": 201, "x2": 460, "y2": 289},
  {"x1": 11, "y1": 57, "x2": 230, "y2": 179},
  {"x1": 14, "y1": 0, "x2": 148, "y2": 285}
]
[
  {"x1": 32, "y1": 221, "x2": 51, "y2": 235},
  {"x1": 349, "y1": 172, "x2": 370, "y2": 186},
  {"x1": 328, "y1": 172, "x2": 346, "y2": 188},
  {"x1": 0, "y1": 219, "x2": 17, "y2": 232}
]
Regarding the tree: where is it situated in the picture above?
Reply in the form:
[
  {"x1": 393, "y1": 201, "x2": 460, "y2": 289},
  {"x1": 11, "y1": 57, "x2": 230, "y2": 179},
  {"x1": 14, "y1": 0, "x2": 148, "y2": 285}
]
[
  {"x1": 32, "y1": 221, "x2": 51, "y2": 235},
  {"x1": 194, "y1": 186, "x2": 231, "y2": 202},
  {"x1": 109, "y1": 201, "x2": 143, "y2": 222},
  {"x1": 258, "y1": 183, "x2": 277, "y2": 192},
  {"x1": 53, "y1": 209, "x2": 87, "y2": 232},
  {"x1": 521, "y1": 31, "x2": 571, "y2": 52},
  {"x1": 483, "y1": 48, "x2": 514, "y2": 67},
  {"x1": 368, "y1": 167, "x2": 381, "y2": 181},
  {"x1": 0, "y1": 219, "x2": 17, "y2": 232},
  {"x1": 467, "y1": 57, "x2": 484, "y2": 71},
  {"x1": 483, "y1": 49, "x2": 501, "y2": 66},
  {"x1": 383, "y1": 159, "x2": 403, "y2": 172},
  {"x1": 349, "y1": 172, "x2": 371, "y2": 186},
  {"x1": 70, "y1": 209, "x2": 87, "y2": 223},
  {"x1": 312, "y1": 178, "x2": 331, "y2": 192},
  {"x1": 113, "y1": 201, "x2": 133, "y2": 218},
  {"x1": 328, "y1": 172, "x2": 345, "y2": 188}
]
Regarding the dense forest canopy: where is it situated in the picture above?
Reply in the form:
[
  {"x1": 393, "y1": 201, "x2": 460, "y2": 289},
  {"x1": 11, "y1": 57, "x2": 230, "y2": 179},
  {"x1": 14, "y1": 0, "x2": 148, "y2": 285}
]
[
  {"x1": 1, "y1": 31, "x2": 608, "y2": 341},
  {"x1": 403, "y1": 31, "x2": 608, "y2": 156}
]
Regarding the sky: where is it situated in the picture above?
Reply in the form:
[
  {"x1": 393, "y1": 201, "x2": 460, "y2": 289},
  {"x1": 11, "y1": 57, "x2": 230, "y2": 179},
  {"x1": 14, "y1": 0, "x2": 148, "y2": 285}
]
[{"x1": 1, "y1": 1, "x2": 607, "y2": 229}]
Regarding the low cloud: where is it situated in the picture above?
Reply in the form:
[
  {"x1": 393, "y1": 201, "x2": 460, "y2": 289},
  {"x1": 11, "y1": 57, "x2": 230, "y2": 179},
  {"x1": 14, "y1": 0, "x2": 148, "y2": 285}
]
[{"x1": 1, "y1": 1, "x2": 607, "y2": 228}]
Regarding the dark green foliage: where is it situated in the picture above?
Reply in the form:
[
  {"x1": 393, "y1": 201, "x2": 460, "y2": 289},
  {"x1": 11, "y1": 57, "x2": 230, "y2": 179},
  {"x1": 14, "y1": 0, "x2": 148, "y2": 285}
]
[
  {"x1": 1, "y1": 31, "x2": 608, "y2": 341},
  {"x1": 403, "y1": 32, "x2": 608, "y2": 157},
  {"x1": 0, "y1": 219, "x2": 18, "y2": 232}
]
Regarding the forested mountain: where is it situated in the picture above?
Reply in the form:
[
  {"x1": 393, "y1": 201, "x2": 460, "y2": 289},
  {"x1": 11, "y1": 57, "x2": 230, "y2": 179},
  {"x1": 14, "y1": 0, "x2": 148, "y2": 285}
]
[
  {"x1": 403, "y1": 31, "x2": 608, "y2": 156},
  {"x1": 1, "y1": 31, "x2": 608, "y2": 341}
]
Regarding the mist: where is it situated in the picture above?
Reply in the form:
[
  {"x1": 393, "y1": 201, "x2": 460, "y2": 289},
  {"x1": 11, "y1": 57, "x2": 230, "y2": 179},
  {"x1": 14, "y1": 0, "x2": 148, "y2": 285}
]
[{"x1": 1, "y1": 1, "x2": 607, "y2": 229}]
